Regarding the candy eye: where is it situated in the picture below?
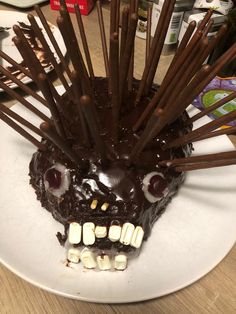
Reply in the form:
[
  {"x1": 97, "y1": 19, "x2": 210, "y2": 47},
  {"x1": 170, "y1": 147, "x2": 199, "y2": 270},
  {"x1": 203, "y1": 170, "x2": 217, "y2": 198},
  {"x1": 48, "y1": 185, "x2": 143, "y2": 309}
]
[
  {"x1": 142, "y1": 172, "x2": 168, "y2": 203},
  {"x1": 44, "y1": 163, "x2": 70, "y2": 197}
]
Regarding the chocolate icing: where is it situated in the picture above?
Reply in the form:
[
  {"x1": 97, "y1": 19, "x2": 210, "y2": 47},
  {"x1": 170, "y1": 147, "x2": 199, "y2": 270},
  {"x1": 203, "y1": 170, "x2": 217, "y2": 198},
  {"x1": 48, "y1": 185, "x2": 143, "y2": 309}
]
[{"x1": 29, "y1": 78, "x2": 192, "y2": 252}]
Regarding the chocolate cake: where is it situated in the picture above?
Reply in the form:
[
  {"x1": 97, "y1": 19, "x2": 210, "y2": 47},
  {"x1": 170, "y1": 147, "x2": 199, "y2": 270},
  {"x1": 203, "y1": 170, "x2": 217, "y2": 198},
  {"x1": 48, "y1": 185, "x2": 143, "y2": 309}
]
[
  {"x1": 29, "y1": 77, "x2": 192, "y2": 269},
  {"x1": 1, "y1": 1, "x2": 236, "y2": 271}
]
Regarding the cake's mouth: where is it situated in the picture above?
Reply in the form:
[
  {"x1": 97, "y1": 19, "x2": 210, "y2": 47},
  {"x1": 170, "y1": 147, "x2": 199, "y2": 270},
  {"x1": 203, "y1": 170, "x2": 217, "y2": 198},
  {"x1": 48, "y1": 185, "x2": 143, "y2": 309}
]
[{"x1": 64, "y1": 220, "x2": 144, "y2": 271}]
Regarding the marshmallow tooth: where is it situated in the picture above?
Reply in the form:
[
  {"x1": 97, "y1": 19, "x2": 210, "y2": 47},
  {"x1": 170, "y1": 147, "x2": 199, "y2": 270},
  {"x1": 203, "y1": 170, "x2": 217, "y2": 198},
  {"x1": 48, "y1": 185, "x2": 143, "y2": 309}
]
[
  {"x1": 97, "y1": 255, "x2": 111, "y2": 270},
  {"x1": 131, "y1": 226, "x2": 144, "y2": 248},
  {"x1": 95, "y1": 226, "x2": 107, "y2": 238},
  {"x1": 83, "y1": 222, "x2": 95, "y2": 245},
  {"x1": 114, "y1": 254, "x2": 127, "y2": 270},
  {"x1": 108, "y1": 223, "x2": 121, "y2": 242},
  {"x1": 120, "y1": 222, "x2": 135, "y2": 245},
  {"x1": 68, "y1": 222, "x2": 82, "y2": 244},
  {"x1": 67, "y1": 248, "x2": 80, "y2": 263},
  {"x1": 81, "y1": 248, "x2": 96, "y2": 269}
]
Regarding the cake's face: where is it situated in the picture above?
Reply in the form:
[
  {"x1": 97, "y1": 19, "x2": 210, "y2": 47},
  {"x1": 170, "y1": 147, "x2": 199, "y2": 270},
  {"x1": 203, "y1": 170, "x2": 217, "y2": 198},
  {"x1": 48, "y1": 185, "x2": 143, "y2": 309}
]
[{"x1": 29, "y1": 78, "x2": 192, "y2": 270}]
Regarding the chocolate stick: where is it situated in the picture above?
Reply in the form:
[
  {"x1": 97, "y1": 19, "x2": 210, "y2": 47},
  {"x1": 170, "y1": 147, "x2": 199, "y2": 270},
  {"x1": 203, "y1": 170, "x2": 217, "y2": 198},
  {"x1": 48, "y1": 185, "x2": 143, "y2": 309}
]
[
  {"x1": 130, "y1": 65, "x2": 211, "y2": 161},
  {"x1": 37, "y1": 73, "x2": 66, "y2": 139},
  {"x1": 27, "y1": 14, "x2": 72, "y2": 97},
  {"x1": 110, "y1": 32, "x2": 120, "y2": 138},
  {"x1": 40, "y1": 121, "x2": 85, "y2": 166},
  {"x1": 165, "y1": 107, "x2": 236, "y2": 149},
  {"x1": 0, "y1": 111, "x2": 46, "y2": 151},
  {"x1": 127, "y1": 0, "x2": 136, "y2": 92},
  {"x1": 57, "y1": 14, "x2": 91, "y2": 95},
  {"x1": 120, "y1": 6, "x2": 129, "y2": 60},
  {"x1": 0, "y1": 103, "x2": 43, "y2": 137},
  {"x1": 119, "y1": 13, "x2": 138, "y2": 102},
  {"x1": 74, "y1": 4, "x2": 94, "y2": 79},
  {"x1": 80, "y1": 95, "x2": 107, "y2": 161},
  {"x1": 12, "y1": 31, "x2": 61, "y2": 105},
  {"x1": 96, "y1": 0, "x2": 109, "y2": 77},
  {"x1": 116, "y1": 0, "x2": 121, "y2": 32},
  {"x1": 71, "y1": 70, "x2": 90, "y2": 147},
  {"x1": 133, "y1": 30, "x2": 203, "y2": 130},
  {"x1": 190, "y1": 90, "x2": 236, "y2": 124},
  {"x1": 0, "y1": 49, "x2": 32, "y2": 79},
  {"x1": 170, "y1": 41, "x2": 236, "y2": 119},
  {"x1": 0, "y1": 78, "x2": 50, "y2": 123},
  {"x1": 174, "y1": 159, "x2": 236, "y2": 172},
  {"x1": 135, "y1": 0, "x2": 178, "y2": 103},
  {"x1": 160, "y1": 150, "x2": 236, "y2": 166},
  {"x1": 110, "y1": 0, "x2": 118, "y2": 35},
  {"x1": 0, "y1": 64, "x2": 47, "y2": 107},
  {"x1": 146, "y1": 4, "x2": 152, "y2": 65},
  {"x1": 193, "y1": 125, "x2": 236, "y2": 142},
  {"x1": 197, "y1": 9, "x2": 213, "y2": 31},
  {"x1": 145, "y1": 0, "x2": 176, "y2": 94},
  {"x1": 34, "y1": 4, "x2": 72, "y2": 80}
]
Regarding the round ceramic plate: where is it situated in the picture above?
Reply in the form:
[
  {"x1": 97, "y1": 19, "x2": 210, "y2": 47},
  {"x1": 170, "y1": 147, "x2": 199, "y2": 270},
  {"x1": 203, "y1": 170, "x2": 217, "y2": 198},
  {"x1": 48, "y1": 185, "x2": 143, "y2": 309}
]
[
  {"x1": 0, "y1": 92, "x2": 236, "y2": 303},
  {"x1": 0, "y1": 10, "x2": 66, "y2": 90}
]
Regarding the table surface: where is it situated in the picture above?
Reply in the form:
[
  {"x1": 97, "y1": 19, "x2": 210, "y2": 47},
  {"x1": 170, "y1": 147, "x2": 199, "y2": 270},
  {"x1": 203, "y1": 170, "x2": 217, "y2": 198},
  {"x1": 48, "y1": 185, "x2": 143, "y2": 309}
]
[{"x1": 0, "y1": 2, "x2": 235, "y2": 313}]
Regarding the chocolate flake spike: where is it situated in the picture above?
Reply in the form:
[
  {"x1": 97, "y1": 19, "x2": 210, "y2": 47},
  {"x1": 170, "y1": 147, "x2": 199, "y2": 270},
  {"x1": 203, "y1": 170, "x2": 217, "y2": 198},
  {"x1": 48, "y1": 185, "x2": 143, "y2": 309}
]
[
  {"x1": 135, "y1": 0, "x2": 175, "y2": 103},
  {"x1": 71, "y1": 70, "x2": 90, "y2": 147},
  {"x1": 145, "y1": 0, "x2": 176, "y2": 94},
  {"x1": 165, "y1": 108, "x2": 236, "y2": 149},
  {"x1": 34, "y1": 4, "x2": 72, "y2": 80},
  {"x1": 0, "y1": 111, "x2": 46, "y2": 151},
  {"x1": 110, "y1": 32, "x2": 120, "y2": 138},
  {"x1": 27, "y1": 13, "x2": 72, "y2": 98},
  {"x1": 119, "y1": 13, "x2": 138, "y2": 102},
  {"x1": 190, "y1": 90, "x2": 236, "y2": 124},
  {"x1": 130, "y1": 65, "x2": 211, "y2": 162},
  {"x1": 12, "y1": 32, "x2": 61, "y2": 105},
  {"x1": 96, "y1": 0, "x2": 109, "y2": 77},
  {"x1": 40, "y1": 121, "x2": 85, "y2": 166},
  {"x1": 57, "y1": 14, "x2": 91, "y2": 95},
  {"x1": 174, "y1": 159, "x2": 236, "y2": 172},
  {"x1": 0, "y1": 103, "x2": 43, "y2": 137},
  {"x1": 116, "y1": 0, "x2": 121, "y2": 32},
  {"x1": 0, "y1": 64, "x2": 47, "y2": 108},
  {"x1": 0, "y1": 49, "x2": 32, "y2": 80},
  {"x1": 0, "y1": 75, "x2": 50, "y2": 123},
  {"x1": 146, "y1": 4, "x2": 152, "y2": 65},
  {"x1": 120, "y1": 6, "x2": 129, "y2": 60},
  {"x1": 37, "y1": 73, "x2": 66, "y2": 139},
  {"x1": 74, "y1": 4, "x2": 94, "y2": 79},
  {"x1": 160, "y1": 150, "x2": 236, "y2": 167},
  {"x1": 80, "y1": 95, "x2": 107, "y2": 161}
]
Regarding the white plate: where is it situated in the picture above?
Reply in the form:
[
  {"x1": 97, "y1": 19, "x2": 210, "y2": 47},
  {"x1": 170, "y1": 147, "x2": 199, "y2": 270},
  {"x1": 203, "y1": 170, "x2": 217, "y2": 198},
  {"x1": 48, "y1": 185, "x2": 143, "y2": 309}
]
[
  {"x1": 0, "y1": 10, "x2": 66, "y2": 89},
  {"x1": 0, "y1": 1, "x2": 48, "y2": 9},
  {"x1": 0, "y1": 91, "x2": 236, "y2": 303}
]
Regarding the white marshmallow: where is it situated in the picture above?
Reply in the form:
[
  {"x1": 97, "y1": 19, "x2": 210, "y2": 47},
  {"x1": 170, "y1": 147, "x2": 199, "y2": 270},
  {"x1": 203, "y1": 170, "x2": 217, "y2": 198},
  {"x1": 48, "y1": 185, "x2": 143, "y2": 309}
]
[
  {"x1": 108, "y1": 225, "x2": 121, "y2": 242},
  {"x1": 81, "y1": 248, "x2": 96, "y2": 269},
  {"x1": 83, "y1": 222, "x2": 95, "y2": 245},
  {"x1": 67, "y1": 248, "x2": 80, "y2": 263},
  {"x1": 68, "y1": 222, "x2": 82, "y2": 244},
  {"x1": 90, "y1": 199, "x2": 98, "y2": 209},
  {"x1": 95, "y1": 226, "x2": 107, "y2": 238},
  {"x1": 131, "y1": 226, "x2": 144, "y2": 248},
  {"x1": 120, "y1": 222, "x2": 135, "y2": 245},
  {"x1": 97, "y1": 255, "x2": 111, "y2": 270},
  {"x1": 114, "y1": 254, "x2": 127, "y2": 270},
  {"x1": 101, "y1": 202, "x2": 109, "y2": 211}
]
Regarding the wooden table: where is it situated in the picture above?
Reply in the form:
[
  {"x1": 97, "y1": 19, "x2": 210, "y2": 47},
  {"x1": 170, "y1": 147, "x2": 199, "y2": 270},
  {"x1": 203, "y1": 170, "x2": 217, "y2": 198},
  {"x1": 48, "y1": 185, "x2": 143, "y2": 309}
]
[{"x1": 0, "y1": 3, "x2": 235, "y2": 313}]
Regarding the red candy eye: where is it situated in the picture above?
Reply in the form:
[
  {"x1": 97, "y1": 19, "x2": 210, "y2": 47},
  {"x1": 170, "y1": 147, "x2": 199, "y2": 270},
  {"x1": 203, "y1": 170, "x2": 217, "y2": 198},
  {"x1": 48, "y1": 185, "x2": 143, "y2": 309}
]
[
  {"x1": 44, "y1": 163, "x2": 71, "y2": 197},
  {"x1": 142, "y1": 172, "x2": 169, "y2": 203},
  {"x1": 45, "y1": 168, "x2": 62, "y2": 189},
  {"x1": 148, "y1": 175, "x2": 168, "y2": 198}
]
